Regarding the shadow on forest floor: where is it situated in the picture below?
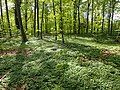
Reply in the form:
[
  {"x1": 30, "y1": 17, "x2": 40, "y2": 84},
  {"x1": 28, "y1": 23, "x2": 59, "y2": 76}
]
[
  {"x1": 7, "y1": 39, "x2": 120, "y2": 89},
  {"x1": 0, "y1": 36, "x2": 120, "y2": 89},
  {"x1": 0, "y1": 44, "x2": 32, "y2": 89},
  {"x1": 43, "y1": 38, "x2": 120, "y2": 68}
]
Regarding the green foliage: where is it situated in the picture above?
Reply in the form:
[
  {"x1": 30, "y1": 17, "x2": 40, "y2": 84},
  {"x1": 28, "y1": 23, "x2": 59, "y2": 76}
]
[
  {"x1": 0, "y1": 37, "x2": 120, "y2": 89},
  {"x1": 1, "y1": 0, "x2": 120, "y2": 89},
  {"x1": 1, "y1": 0, "x2": 120, "y2": 38}
]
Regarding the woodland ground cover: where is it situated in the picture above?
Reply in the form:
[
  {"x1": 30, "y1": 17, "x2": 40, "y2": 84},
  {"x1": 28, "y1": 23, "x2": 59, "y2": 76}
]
[
  {"x1": 1, "y1": 0, "x2": 120, "y2": 89},
  {"x1": 0, "y1": 36, "x2": 120, "y2": 90}
]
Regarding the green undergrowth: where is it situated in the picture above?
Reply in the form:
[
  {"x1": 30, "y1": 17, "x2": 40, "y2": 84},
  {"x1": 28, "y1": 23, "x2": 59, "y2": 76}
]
[
  {"x1": 0, "y1": 36, "x2": 120, "y2": 90},
  {"x1": 0, "y1": 38, "x2": 21, "y2": 51}
]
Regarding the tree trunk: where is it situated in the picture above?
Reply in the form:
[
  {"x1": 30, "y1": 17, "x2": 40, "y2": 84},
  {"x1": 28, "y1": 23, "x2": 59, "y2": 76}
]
[
  {"x1": 108, "y1": 1, "x2": 112, "y2": 34},
  {"x1": 69, "y1": 11, "x2": 72, "y2": 35},
  {"x1": 33, "y1": 0, "x2": 37, "y2": 37},
  {"x1": 86, "y1": 0, "x2": 90, "y2": 34},
  {"x1": 78, "y1": 0, "x2": 81, "y2": 34},
  {"x1": 52, "y1": 0, "x2": 57, "y2": 41},
  {"x1": 0, "y1": 0, "x2": 4, "y2": 36},
  {"x1": 60, "y1": 0, "x2": 64, "y2": 44},
  {"x1": 73, "y1": 0, "x2": 77, "y2": 34},
  {"x1": 15, "y1": 0, "x2": 28, "y2": 43},
  {"x1": 40, "y1": 1, "x2": 45, "y2": 39},
  {"x1": 25, "y1": 0, "x2": 28, "y2": 32},
  {"x1": 15, "y1": 3, "x2": 20, "y2": 29},
  {"x1": 5, "y1": 0, "x2": 12, "y2": 37},
  {"x1": 110, "y1": 0, "x2": 115, "y2": 35},
  {"x1": 45, "y1": 3, "x2": 48, "y2": 34},
  {"x1": 102, "y1": 2, "x2": 105, "y2": 33},
  {"x1": 36, "y1": 0, "x2": 40, "y2": 36},
  {"x1": 91, "y1": 0, "x2": 94, "y2": 33}
]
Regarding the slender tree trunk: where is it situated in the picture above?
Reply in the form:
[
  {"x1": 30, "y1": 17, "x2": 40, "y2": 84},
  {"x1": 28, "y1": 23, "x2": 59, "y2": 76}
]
[
  {"x1": 86, "y1": 0, "x2": 90, "y2": 34},
  {"x1": 73, "y1": 0, "x2": 77, "y2": 34},
  {"x1": 108, "y1": 1, "x2": 112, "y2": 34},
  {"x1": 78, "y1": 0, "x2": 81, "y2": 34},
  {"x1": 94, "y1": 12, "x2": 96, "y2": 32},
  {"x1": 15, "y1": 3, "x2": 20, "y2": 29},
  {"x1": 110, "y1": 0, "x2": 115, "y2": 35},
  {"x1": 25, "y1": 0, "x2": 28, "y2": 32},
  {"x1": 70, "y1": 11, "x2": 72, "y2": 35},
  {"x1": 52, "y1": 0, "x2": 57, "y2": 41},
  {"x1": 45, "y1": 3, "x2": 48, "y2": 34},
  {"x1": 30, "y1": 8, "x2": 34, "y2": 35},
  {"x1": 60, "y1": 0, "x2": 64, "y2": 44},
  {"x1": 96, "y1": 13, "x2": 100, "y2": 34},
  {"x1": 0, "y1": 0, "x2": 1, "y2": 37},
  {"x1": 36, "y1": 0, "x2": 40, "y2": 36},
  {"x1": 0, "y1": 0, "x2": 4, "y2": 36},
  {"x1": 40, "y1": 1, "x2": 45, "y2": 39},
  {"x1": 34, "y1": 0, "x2": 37, "y2": 37},
  {"x1": 15, "y1": 0, "x2": 28, "y2": 43},
  {"x1": 91, "y1": 0, "x2": 94, "y2": 33},
  {"x1": 5, "y1": 0, "x2": 12, "y2": 37},
  {"x1": 102, "y1": 2, "x2": 105, "y2": 33}
]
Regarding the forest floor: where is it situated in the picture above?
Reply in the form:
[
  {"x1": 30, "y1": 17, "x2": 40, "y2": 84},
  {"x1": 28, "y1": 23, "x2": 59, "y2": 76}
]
[{"x1": 0, "y1": 36, "x2": 120, "y2": 90}]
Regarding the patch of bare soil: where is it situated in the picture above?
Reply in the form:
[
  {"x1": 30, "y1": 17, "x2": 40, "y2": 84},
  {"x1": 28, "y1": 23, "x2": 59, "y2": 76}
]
[
  {"x1": 0, "y1": 48, "x2": 33, "y2": 57},
  {"x1": 0, "y1": 49, "x2": 17, "y2": 57},
  {"x1": 100, "y1": 49, "x2": 114, "y2": 58}
]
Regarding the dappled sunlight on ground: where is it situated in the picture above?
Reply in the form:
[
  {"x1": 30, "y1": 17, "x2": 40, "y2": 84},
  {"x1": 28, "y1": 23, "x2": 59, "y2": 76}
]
[{"x1": 0, "y1": 36, "x2": 120, "y2": 89}]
